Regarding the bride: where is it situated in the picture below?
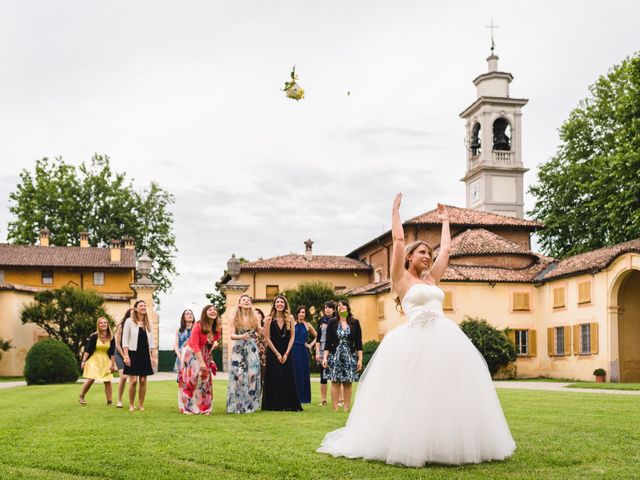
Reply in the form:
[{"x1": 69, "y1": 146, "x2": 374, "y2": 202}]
[{"x1": 317, "y1": 194, "x2": 516, "y2": 466}]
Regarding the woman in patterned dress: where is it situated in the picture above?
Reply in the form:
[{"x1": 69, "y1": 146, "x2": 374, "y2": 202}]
[
  {"x1": 78, "y1": 317, "x2": 116, "y2": 405},
  {"x1": 322, "y1": 299, "x2": 363, "y2": 411},
  {"x1": 173, "y1": 309, "x2": 194, "y2": 375},
  {"x1": 226, "y1": 295, "x2": 262, "y2": 413},
  {"x1": 178, "y1": 305, "x2": 221, "y2": 415}
]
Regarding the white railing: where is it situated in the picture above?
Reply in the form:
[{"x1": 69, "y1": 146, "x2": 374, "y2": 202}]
[{"x1": 493, "y1": 150, "x2": 514, "y2": 164}]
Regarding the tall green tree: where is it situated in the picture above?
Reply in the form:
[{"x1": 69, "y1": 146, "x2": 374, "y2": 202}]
[
  {"x1": 529, "y1": 52, "x2": 640, "y2": 257},
  {"x1": 283, "y1": 281, "x2": 347, "y2": 324},
  {"x1": 8, "y1": 155, "x2": 177, "y2": 302},
  {"x1": 20, "y1": 286, "x2": 112, "y2": 364}
]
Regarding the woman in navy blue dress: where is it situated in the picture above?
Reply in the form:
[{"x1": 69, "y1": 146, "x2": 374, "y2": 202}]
[{"x1": 291, "y1": 306, "x2": 317, "y2": 404}]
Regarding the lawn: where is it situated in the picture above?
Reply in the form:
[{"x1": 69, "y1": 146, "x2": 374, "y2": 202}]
[
  {"x1": 0, "y1": 381, "x2": 639, "y2": 479},
  {"x1": 0, "y1": 376, "x2": 23, "y2": 383},
  {"x1": 567, "y1": 382, "x2": 640, "y2": 391}
]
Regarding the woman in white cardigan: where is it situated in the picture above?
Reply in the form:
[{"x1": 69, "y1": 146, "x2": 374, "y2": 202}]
[{"x1": 122, "y1": 300, "x2": 157, "y2": 411}]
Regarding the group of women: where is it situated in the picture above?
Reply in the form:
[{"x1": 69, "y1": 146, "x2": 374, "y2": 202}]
[
  {"x1": 79, "y1": 299, "x2": 156, "y2": 411},
  {"x1": 78, "y1": 293, "x2": 364, "y2": 417},
  {"x1": 78, "y1": 196, "x2": 516, "y2": 468}
]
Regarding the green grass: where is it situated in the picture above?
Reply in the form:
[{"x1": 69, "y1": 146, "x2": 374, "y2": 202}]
[
  {"x1": 0, "y1": 376, "x2": 23, "y2": 382},
  {"x1": 0, "y1": 381, "x2": 639, "y2": 479},
  {"x1": 567, "y1": 382, "x2": 640, "y2": 391}
]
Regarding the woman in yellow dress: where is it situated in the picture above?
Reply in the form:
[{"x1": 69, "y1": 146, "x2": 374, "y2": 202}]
[{"x1": 79, "y1": 317, "x2": 116, "y2": 405}]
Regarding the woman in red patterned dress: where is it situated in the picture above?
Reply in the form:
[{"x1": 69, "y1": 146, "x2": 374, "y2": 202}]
[{"x1": 178, "y1": 305, "x2": 221, "y2": 415}]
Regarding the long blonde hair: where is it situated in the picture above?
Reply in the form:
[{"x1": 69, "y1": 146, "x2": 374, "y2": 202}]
[
  {"x1": 232, "y1": 295, "x2": 259, "y2": 331},
  {"x1": 95, "y1": 316, "x2": 113, "y2": 339}
]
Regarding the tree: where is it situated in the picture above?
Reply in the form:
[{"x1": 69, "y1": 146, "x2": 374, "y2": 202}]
[
  {"x1": 459, "y1": 316, "x2": 516, "y2": 377},
  {"x1": 529, "y1": 52, "x2": 640, "y2": 257},
  {"x1": 283, "y1": 281, "x2": 348, "y2": 324},
  {"x1": 20, "y1": 286, "x2": 112, "y2": 364},
  {"x1": 7, "y1": 155, "x2": 177, "y2": 302},
  {"x1": 0, "y1": 338, "x2": 11, "y2": 360}
]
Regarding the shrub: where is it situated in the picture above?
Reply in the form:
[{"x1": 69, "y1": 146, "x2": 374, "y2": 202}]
[
  {"x1": 362, "y1": 340, "x2": 380, "y2": 371},
  {"x1": 24, "y1": 339, "x2": 79, "y2": 385},
  {"x1": 0, "y1": 338, "x2": 12, "y2": 360},
  {"x1": 593, "y1": 368, "x2": 606, "y2": 376},
  {"x1": 459, "y1": 316, "x2": 516, "y2": 378}
]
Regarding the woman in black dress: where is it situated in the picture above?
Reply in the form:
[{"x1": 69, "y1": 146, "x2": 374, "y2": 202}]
[
  {"x1": 122, "y1": 300, "x2": 156, "y2": 411},
  {"x1": 262, "y1": 295, "x2": 302, "y2": 411}
]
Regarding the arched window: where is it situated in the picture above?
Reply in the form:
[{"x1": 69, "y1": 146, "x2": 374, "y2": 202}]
[
  {"x1": 470, "y1": 123, "x2": 481, "y2": 155},
  {"x1": 492, "y1": 118, "x2": 511, "y2": 151}
]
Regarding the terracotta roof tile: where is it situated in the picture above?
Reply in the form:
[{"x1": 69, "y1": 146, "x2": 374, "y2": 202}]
[
  {"x1": 447, "y1": 228, "x2": 530, "y2": 257},
  {"x1": 241, "y1": 254, "x2": 371, "y2": 272},
  {"x1": 443, "y1": 254, "x2": 554, "y2": 283},
  {"x1": 345, "y1": 280, "x2": 391, "y2": 296},
  {"x1": 0, "y1": 244, "x2": 136, "y2": 269},
  {"x1": 406, "y1": 205, "x2": 543, "y2": 229},
  {"x1": 542, "y1": 239, "x2": 640, "y2": 281}
]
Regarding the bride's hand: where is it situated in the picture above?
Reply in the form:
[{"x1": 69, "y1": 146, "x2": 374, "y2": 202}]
[
  {"x1": 392, "y1": 193, "x2": 402, "y2": 212},
  {"x1": 436, "y1": 203, "x2": 449, "y2": 222}
]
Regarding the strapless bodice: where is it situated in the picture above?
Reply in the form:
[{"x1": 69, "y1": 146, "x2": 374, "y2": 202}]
[{"x1": 401, "y1": 283, "x2": 444, "y2": 326}]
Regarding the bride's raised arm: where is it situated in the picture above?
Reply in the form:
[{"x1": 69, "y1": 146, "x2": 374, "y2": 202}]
[
  {"x1": 390, "y1": 193, "x2": 406, "y2": 286},
  {"x1": 429, "y1": 203, "x2": 451, "y2": 283}
]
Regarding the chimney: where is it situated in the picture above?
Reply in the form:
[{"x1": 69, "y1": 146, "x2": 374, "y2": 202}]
[
  {"x1": 79, "y1": 231, "x2": 89, "y2": 248},
  {"x1": 39, "y1": 227, "x2": 50, "y2": 247},
  {"x1": 304, "y1": 239, "x2": 314, "y2": 261},
  {"x1": 123, "y1": 236, "x2": 135, "y2": 250},
  {"x1": 110, "y1": 239, "x2": 122, "y2": 263}
]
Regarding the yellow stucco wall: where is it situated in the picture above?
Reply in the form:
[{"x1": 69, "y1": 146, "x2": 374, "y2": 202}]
[
  {"x1": 0, "y1": 292, "x2": 143, "y2": 377},
  {"x1": 3, "y1": 267, "x2": 134, "y2": 295}
]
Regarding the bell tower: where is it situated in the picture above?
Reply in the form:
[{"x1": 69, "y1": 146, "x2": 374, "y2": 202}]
[{"x1": 460, "y1": 41, "x2": 528, "y2": 218}]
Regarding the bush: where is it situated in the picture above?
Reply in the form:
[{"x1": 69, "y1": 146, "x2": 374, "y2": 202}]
[
  {"x1": 459, "y1": 316, "x2": 516, "y2": 378},
  {"x1": 593, "y1": 368, "x2": 606, "y2": 376},
  {"x1": 362, "y1": 340, "x2": 380, "y2": 371},
  {"x1": 24, "y1": 340, "x2": 79, "y2": 385},
  {"x1": 0, "y1": 338, "x2": 12, "y2": 360}
]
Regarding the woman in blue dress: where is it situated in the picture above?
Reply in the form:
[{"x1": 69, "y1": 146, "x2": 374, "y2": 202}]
[
  {"x1": 291, "y1": 306, "x2": 317, "y2": 404},
  {"x1": 173, "y1": 309, "x2": 194, "y2": 376}
]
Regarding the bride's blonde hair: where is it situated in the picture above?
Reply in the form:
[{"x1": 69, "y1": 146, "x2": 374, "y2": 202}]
[{"x1": 393, "y1": 240, "x2": 434, "y2": 311}]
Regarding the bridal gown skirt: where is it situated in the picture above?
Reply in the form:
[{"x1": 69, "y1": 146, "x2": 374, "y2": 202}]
[{"x1": 317, "y1": 313, "x2": 516, "y2": 466}]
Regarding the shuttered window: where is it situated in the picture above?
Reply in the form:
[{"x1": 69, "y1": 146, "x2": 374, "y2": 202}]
[
  {"x1": 573, "y1": 323, "x2": 599, "y2": 355},
  {"x1": 552, "y1": 287, "x2": 565, "y2": 309},
  {"x1": 443, "y1": 291, "x2": 454, "y2": 311},
  {"x1": 265, "y1": 285, "x2": 279, "y2": 300},
  {"x1": 377, "y1": 300, "x2": 385, "y2": 318},
  {"x1": 578, "y1": 281, "x2": 591, "y2": 304},
  {"x1": 555, "y1": 327, "x2": 565, "y2": 355},
  {"x1": 508, "y1": 329, "x2": 537, "y2": 357},
  {"x1": 513, "y1": 292, "x2": 530, "y2": 311}
]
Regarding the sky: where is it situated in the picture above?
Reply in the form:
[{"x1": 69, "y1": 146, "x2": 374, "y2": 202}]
[{"x1": 1, "y1": 1, "x2": 638, "y2": 348}]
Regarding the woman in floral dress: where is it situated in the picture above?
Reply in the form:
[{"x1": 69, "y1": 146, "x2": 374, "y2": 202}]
[
  {"x1": 178, "y1": 305, "x2": 221, "y2": 415},
  {"x1": 322, "y1": 300, "x2": 363, "y2": 411},
  {"x1": 226, "y1": 295, "x2": 262, "y2": 413}
]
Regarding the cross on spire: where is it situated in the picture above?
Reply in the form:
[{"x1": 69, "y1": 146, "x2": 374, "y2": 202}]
[{"x1": 486, "y1": 18, "x2": 498, "y2": 54}]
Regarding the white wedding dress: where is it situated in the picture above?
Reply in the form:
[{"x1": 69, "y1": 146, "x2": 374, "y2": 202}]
[{"x1": 317, "y1": 283, "x2": 516, "y2": 466}]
